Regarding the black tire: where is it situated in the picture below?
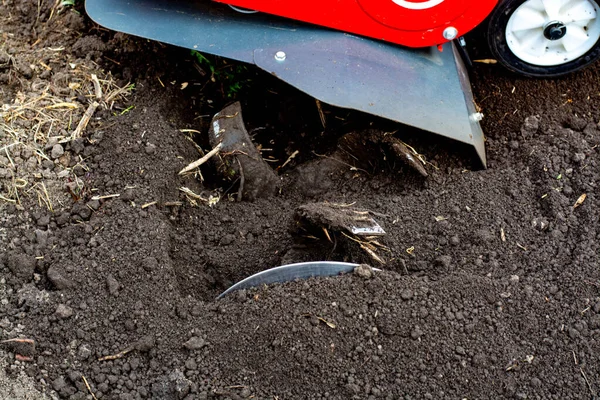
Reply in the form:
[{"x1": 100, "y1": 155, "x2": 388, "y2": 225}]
[{"x1": 487, "y1": 0, "x2": 600, "y2": 77}]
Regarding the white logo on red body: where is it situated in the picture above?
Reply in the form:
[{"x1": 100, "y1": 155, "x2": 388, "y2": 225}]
[{"x1": 391, "y1": 0, "x2": 444, "y2": 9}]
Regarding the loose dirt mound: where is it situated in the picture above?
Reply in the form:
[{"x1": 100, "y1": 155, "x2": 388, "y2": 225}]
[{"x1": 1, "y1": 1, "x2": 599, "y2": 399}]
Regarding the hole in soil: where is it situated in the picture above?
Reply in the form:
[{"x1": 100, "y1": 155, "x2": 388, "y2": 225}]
[{"x1": 173, "y1": 260, "x2": 231, "y2": 301}]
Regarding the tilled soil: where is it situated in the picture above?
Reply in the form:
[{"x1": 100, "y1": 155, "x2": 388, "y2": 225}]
[{"x1": 1, "y1": 1, "x2": 599, "y2": 399}]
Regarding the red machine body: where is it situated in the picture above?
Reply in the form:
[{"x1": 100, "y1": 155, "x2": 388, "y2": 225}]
[{"x1": 215, "y1": 0, "x2": 498, "y2": 47}]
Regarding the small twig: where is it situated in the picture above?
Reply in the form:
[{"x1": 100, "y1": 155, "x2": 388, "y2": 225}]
[
  {"x1": 573, "y1": 193, "x2": 587, "y2": 209},
  {"x1": 581, "y1": 306, "x2": 591, "y2": 315},
  {"x1": 340, "y1": 232, "x2": 385, "y2": 264},
  {"x1": 36, "y1": 182, "x2": 53, "y2": 212},
  {"x1": 44, "y1": 102, "x2": 78, "y2": 111},
  {"x1": 580, "y1": 368, "x2": 596, "y2": 396},
  {"x1": 214, "y1": 111, "x2": 239, "y2": 121},
  {"x1": 301, "y1": 314, "x2": 336, "y2": 329},
  {"x1": 316, "y1": 316, "x2": 336, "y2": 329},
  {"x1": 221, "y1": 149, "x2": 250, "y2": 158},
  {"x1": 178, "y1": 142, "x2": 223, "y2": 175},
  {"x1": 280, "y1": 150, "x2": 299, "y2": 170},
  {"x1": 179, "y1": 187, "x2": 216, "y2": 207},
  {"x1": 313, "y1": 152, "x2": 370, "y2": 175},
  {"x1": 98, "y1": 344, "x2": 135, "y2": 361},
  {"x1": 328, "y1": 201, "x2": 357, "y2": 208},
  {"x1": 91, "y1": 193, "x2": 120, "y2": 200},
  {"x1": 360, "y1": 241, "x2": 377, "y2": 251},
  {"x1": 473, "y1": 59, "x2": 498, "y2": 64},
  {"x1": 340, "y1": 231, "x2": 367, "y2": 245},
  {"x1": 71, "y1": 101, "x2": 99, "y2": 140},
  {"x1": 141, "y1": 201, "x2": 157, "y2": 209},
  {"x1": 38, "y1": 61, "x2": 52, "y2": 71},
  {"x1": 179, "y1": 187, "x2": 207, "y2": 201},
  {"x1": 315, "y1": 99, "x2": 326, "y2": 129},
  {"x1": 369, "y1": 240, "x2": 390, "y2": 251},
  {"x1": 105, "y1": 82, "x2": 132, "y2": 103},
  {"x1": 322, "y1": 227, "x2": 333, "y2": 243},
  {"x1": 163, "y1": 201, "x2": 183, "y2": 207},
  {"x1": 227, "y1": 385, "x2": 246, "y2": 389},
  {"x1": 82, "y1": 375, "x2": 98, "y2": 400},
  {"x1": 360, "y1": 244, "x2": 385, "y2": 265},
  {"x1": 91, "y1": 74, "x2": 102, "y2": 100},
  {"x1": 0, "y1": 194, "x2": 16, "y2": 203},
  {"x1": 4, "y1": 147, "x2": 15, "y2": 168}
]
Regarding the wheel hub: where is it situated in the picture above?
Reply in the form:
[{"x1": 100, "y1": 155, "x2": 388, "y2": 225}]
[
  {"x1": 505, "y1": 0, "x2": 600, "y2": 66},
  {"x1": 543, "y1": 21, "x2": 567, "y2": 41}
]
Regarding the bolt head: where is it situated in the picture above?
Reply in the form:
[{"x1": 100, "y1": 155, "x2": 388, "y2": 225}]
[
  {"x1": 443, "y1": 27, "x2": 458, "y2": 40},
  {"x1": 274, "y1": 51, "x2": 286, "y2": 61},
  {"x1": 469, "y1": 112, "x2": 484, "y2": 122}
]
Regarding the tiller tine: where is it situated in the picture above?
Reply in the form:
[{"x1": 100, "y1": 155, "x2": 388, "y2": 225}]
[{"x1": 86, "y1": 0, "x2": 486, "y2": 166}]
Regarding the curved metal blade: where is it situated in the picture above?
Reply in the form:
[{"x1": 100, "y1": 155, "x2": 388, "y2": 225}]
[{"x1": 218, "y1": 261, "x2": 362, "y2": 298}]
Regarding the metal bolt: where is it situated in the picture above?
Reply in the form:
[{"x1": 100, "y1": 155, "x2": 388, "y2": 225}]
[
  {"x1": 274, "y1": 51, "x2": 286, "y2": 61},
  {"x1": 443, "y1": 26, "x2": 458, "y2": 40},
  {"x1": 469, "y1": 112, "x2": 484, "y2": 122}
]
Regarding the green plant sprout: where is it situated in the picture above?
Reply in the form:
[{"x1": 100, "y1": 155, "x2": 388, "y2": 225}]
[{"x1": 190, "y1": 50, "x2": 250, "y2": 98}]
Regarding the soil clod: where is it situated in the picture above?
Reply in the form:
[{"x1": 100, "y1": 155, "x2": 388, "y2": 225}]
[
  {"x1": 106, "y1": 273, "x2": 120, "y2": 296},
  {"x1": 134, "y1": 335, "x2": 156, "y2": 353},
  {"x1": 55, "y1": 304, "x2": 74, "y2": 319},
  {"x1": 7, "y1": 252, "x2": 35, "y2": 283},
  {"x1": 183, "y1": 336, "x2": 207, "y2": 351},
  {"x1": 296, "y1": 202, "x2": 385, "y2": 237},
  {"x1": 353, "y1": 264, "x2": 374, "y2": 279},
  {"x1": 296, "y1": 202, "x2": 388, "y2": 263},
  {"x1": 47, "y1": 265, "x2": 74, "y2": 290}
]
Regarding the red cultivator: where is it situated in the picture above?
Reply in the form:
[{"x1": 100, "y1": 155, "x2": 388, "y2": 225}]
[{"x1": 86, "y1": 0, "x2": 600, "y2": 166}]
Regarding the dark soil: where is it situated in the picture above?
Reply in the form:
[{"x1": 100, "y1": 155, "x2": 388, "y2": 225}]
[{"x1": 1, "y1": 1, "x2": 599, "y2": 399}]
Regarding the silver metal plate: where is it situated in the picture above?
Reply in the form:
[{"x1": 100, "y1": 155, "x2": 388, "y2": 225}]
[
  {"x1": 217, "y1": 261, "x2": 361, "y2": 298},
  {"x1": 350, "y1": 221, "x2": 386, "y2": 236}
]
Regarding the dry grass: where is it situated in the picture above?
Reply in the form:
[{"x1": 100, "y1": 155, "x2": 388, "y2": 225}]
[
  {"x1": 0, "y1": 43, "x2": 133, "y2": 208},
  {"x1": 0, "y1": 0, "x2": 137, "y2": 209},
  {"x1": 179, "y1": 186, "x2": 220, "y2": 207}
]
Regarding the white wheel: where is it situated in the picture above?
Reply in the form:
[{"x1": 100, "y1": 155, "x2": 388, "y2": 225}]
[
  {"x1": 488, "y1": 0, "x2": 600, "y2": 76},
  {"x1": 506, "y1": 0, "x2": 600, "y2": 66}
]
